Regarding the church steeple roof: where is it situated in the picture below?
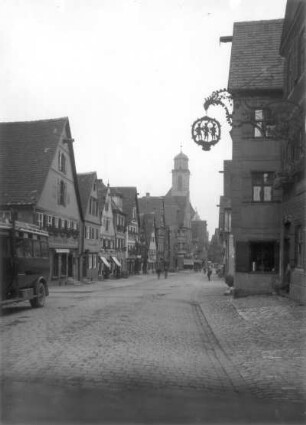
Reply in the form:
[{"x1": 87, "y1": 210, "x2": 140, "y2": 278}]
[{"x1": 174, "y1": 151, "x2": 188, "y2": 160}]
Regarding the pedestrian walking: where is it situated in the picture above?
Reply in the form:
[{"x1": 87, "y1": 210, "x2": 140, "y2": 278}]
[
  {"x1": 156, "y1": 263, "x2": 161, "y2": 279},
  {"x1": 207, "y1": 266, "x2": 212, "y2": 281}
]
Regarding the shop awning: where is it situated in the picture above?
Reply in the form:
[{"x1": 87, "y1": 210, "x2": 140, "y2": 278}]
[
  {"x1": 99, "y1": 256, "x2": 111, "y2": 268},
  {"x1": 111, "y1": 257, "x2": 121, "y2": 267}
]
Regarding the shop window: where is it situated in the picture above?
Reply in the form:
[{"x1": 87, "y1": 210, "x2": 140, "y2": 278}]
[
  {"x1": 250, "y1": 242, "x2": 277, "y2": 272},
  {"x1": 252, "y1": 172, "x2": 274, "y2": 202},
  {"x1": 236, "y1": 241, "x2": 278, "y2": 273}
]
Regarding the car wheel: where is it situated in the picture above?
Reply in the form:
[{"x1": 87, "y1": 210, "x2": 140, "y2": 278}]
[{"x1": 30, "y1": 282, "x2": 46, "y2": 308}]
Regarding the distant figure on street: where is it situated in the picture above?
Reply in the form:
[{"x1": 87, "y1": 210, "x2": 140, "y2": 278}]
[
  {"x1": 207, "y1": 266, "x2": 212, "y2": 281},
  {"x1": 164, "y1": 263, "x2": 168, "y2": 279},
  {"x1": 156, "y1": 263, "x2": 161, "y2": 279}
]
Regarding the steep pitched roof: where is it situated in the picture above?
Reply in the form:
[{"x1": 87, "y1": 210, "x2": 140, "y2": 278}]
[
  {"x1": 0, "y1": 117, "x2": 69, "y2": 206},
  {"x1": 97, "y1": 179, "x2": 108, "y2": 211},
  {"x1": 111, "y1": 187, "x2": 139, "y2": 223},
  {"x1": 77, "y1": 172, "x2": 96, "y2": 217},
  {"x1": 228, "y1": 19, "x2": 284, "y2": 92},
  {"x1": 139, "y1": 212, "x2": 156, "y2": 247}
]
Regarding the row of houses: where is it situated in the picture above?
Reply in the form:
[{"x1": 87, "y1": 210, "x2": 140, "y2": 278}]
[
  {"x1": 218, "y1": 0, "x2": 306, "y2": 303},
  {"x1": 0, "y1": 118, "x2": 209, "y2": 284}
]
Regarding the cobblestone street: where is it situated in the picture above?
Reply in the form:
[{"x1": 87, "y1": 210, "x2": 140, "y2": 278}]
[{"x1": 1, "y1": 272, "x2": 305, "y2": 424}]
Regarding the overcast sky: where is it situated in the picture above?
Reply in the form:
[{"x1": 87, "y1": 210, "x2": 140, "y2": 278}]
[{"x1": 1, "y1": 0, "x2": 287, "y2": 237}]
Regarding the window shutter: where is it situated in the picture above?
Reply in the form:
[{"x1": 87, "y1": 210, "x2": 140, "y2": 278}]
[{"x1": 235, "y1": 241, "x2": 250, "y2": 272}]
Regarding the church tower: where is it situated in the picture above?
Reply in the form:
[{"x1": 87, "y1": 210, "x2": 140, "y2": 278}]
[{"x1": 171, "y1": 150, "x2": 190, "y2": 197}]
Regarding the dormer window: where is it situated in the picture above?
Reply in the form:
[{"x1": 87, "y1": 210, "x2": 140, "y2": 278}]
[{"x1": 58, "y1": 151, "x2": 66, "y2": 173}]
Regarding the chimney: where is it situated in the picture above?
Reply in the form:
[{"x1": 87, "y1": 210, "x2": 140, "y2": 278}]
[{"x1": 146, "y1": 192, "x2": 150, "y2": 197}]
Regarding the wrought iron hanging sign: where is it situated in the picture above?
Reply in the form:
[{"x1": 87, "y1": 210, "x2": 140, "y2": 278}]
[{"x1": 191, "y1": 116, "x2": 221, "y2": 151}]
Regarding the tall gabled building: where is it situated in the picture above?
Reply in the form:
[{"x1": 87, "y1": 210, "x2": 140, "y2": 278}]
[
  {"x1": 111, "y1": 186, "x2": 141, "y2": 274},
  {"x1": 226, "y1": 19, "x2": 285, "y2": 295},
  {"x1": 0, "y1": 117, "x2": 83, "y2": 284},
  {"x1": 77, "y1": 172, "x2": 100, "y2": 281}
]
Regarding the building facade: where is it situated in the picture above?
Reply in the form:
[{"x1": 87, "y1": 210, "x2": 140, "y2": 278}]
[
  {"x1": 226, "y1": 19, "x2": 285, "y2": 295},
  {"x1": 77, "y1": 172, "x2": 101, "y2": 281},
  {"x1": 277, "y1": 0, "x2": 306, "y2": 302},
  {"x1": 0, "y1": 117, "x2": 83, "y2": 285}
]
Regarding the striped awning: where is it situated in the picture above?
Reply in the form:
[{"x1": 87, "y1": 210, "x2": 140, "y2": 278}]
[
  {"x1": 99, "y1": 256, "x2": 111, "y2": 268},
  {"x1": 111, "y1": 256, "x2": 121, "y2": 267}
]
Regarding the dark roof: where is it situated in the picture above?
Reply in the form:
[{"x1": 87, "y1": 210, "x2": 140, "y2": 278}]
[
  {"x1": 111, "y1": 187, "x2": 139, "y2": 223},
  {"x1": 174, "y1": 151, "x2": 188, "y2": 160},
  {"x1": 97, "y1": 179, "x2": 108, "y2": 211},
  {"x1": 228, "y1": 19, "x2": 284, "y2": 92},
  {"x1": 140, "y1": 212, "x2": 156, "y2": 247},
  {"x1": 0, "y1": 117, "x2": 69, "y2": 205},
  {"x1": 77, "y1": 172, "x2": 96, "y2": 216}
]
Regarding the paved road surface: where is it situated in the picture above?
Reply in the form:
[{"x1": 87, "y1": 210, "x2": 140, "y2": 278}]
[{"x1": 1, "y1": 272, "x2": 305, "y2": 424}]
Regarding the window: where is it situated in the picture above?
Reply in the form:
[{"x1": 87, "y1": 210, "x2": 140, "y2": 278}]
[
  {"x1": 33, "y1": 240, "x2": 41, "y2": 257},
  {"x1": 254, "y1": 109, "x2": 274, "y2": 138},
  {"x1": 93, "y1": 255, "x2": 97, "y2": 269},
  {"x1": 105, "y1": 219, "x2": 109, "y2": 231},
  {"x1": 37, "y1": 213, "x2": 44, "y2": 228},
  {"x1": 58, "y1": 180, "x2": 66, "y2": 206},
  {"x1": 89, "y1": 197, "x2": 98, "y2": 216},
  {"x1": 86, "y1": 226, "x2": 90, "y2": 239},
  {"x1": 58, "y1": 152, "x2": 66, "y2": 173},
  {"x1": 235, "y1": 241, "x2": 278, "y2": 273},
  {"x1": 54, "y1": 217, "x2": 59, "y2": 228},
  {"x1": 224, "y1": 209, "x2": 231, "y2": 232},
  {"x1": 105, "y1": 202, "x2": 109, "y2": 212},
  {"x1": 88, "y1": 254, "x2": 93, "y2": 269},
  {"x1": 178, "y1": 175, "x2": 183, "y2": 191},
  {"x1": 252, "y1": 172, "x2": 273, "y2": 202},
  {"x1": 61, "y1": 219, "x2": 66, "y2": 229},
  {"x1": 47, "y1": 215, "x2": 53, "y2": 226},
  {"x1": 41, "y1": 240, "x2": 49, "y2": 258},
  {"x1": 250, "y1": 242, "x2": 277, "y2": 273},
  {"x1": 295, "y1": 226, "x2": 303, "y2": 268},
  {"x1": 132, "y1": 207, "x2": 136, "y2": 219}
]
